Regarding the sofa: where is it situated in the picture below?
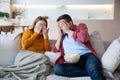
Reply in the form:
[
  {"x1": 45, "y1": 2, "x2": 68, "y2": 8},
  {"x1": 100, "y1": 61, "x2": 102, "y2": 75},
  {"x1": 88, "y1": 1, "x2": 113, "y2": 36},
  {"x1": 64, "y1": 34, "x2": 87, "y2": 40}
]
[{"x1": 0, "y1": 31, "x2": 120, "y2": 80}]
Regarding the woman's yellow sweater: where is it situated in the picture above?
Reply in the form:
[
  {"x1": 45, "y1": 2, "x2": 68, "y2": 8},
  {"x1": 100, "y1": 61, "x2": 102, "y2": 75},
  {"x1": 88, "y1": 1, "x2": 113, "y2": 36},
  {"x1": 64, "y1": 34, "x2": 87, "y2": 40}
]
[{"x1": 21, "y1": 29, "x2": 51, "y2": 53}]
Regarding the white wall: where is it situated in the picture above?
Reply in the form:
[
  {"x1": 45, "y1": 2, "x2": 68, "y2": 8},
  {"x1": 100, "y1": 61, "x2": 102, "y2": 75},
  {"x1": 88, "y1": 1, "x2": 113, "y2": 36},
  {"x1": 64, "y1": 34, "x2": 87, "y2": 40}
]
[
  {"x1": 13, "y1": 0, "x2": 113, "y2": 5},
  {"x1": 0, "y1": 0, "x2": 11, "y2": 14},
  {"x1": 12, "y1": 0, "x2": 120, "y2": 42},
  {"x1": 114, "y1": 0, "x2": 120, "y2": 20},
  {"x1": 13, "y1": 0, "x2": 114, "y2": 20},
  {"x1": 47, "y1": 20, "x2": 120, "y2": 41},
  {"x1": 20, "y1": 7, "x2": 113, "y2": 20},
  {"x1": 47, "y1": 0, "x2": 120, "y2": 41}
]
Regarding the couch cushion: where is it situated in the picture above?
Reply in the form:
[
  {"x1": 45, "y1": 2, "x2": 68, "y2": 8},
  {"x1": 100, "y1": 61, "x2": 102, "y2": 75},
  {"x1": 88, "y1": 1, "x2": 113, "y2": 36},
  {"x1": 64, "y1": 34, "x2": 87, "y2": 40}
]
[
  {"x1": 46, "y1": 72, "x2": 119, "y2": 80},
  {"x1": 90, "y1": 31, "x2": 105, "y2": 59},
  {"x1": 117, "y1": 65, "x2": 120, "y2": 72},
  {"x1": 46, "y1": 72, "x2": 91, "y2": 80},
  {"x1": 70, "y1": 77, "x2": 91, "y2": 80},
  {"x1": 45, "y1": 51, "x2": 60, "y2": 66},
  {"x1": 0, "y1": 38, "x2": 21, "y2": 66},
  {"x1": 113, "y1": 71, "x2": 120, "y2": 80},
  {"x1": 46, "y1": 72, "x2": 69, "y2": 80},
  {"x1": 101, "y1": 37, "x2": 120, "y2": 73}
]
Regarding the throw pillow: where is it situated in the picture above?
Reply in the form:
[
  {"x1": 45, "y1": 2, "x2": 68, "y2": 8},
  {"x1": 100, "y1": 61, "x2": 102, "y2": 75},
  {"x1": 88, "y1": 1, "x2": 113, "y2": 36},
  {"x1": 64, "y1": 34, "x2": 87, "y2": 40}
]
[
  {"x1": 101, "y1": 37, "x2": 120, "y2": 73},
  {"x1": 0, "y1": 34, "x2": 21, "y2": 66},
  {"x1": 90, "y1": 31, "x2": 105, "y2": 59}
]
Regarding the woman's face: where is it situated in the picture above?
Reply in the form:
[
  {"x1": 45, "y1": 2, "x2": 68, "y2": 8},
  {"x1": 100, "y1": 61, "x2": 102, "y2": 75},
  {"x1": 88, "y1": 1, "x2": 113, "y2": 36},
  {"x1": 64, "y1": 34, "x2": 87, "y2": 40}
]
[
  {"x1": 34, "y1": 20, "x2": 47, "y2": 33},
  {"x1": 35, "y1": 20, "x2": 47, "y2": 29}
]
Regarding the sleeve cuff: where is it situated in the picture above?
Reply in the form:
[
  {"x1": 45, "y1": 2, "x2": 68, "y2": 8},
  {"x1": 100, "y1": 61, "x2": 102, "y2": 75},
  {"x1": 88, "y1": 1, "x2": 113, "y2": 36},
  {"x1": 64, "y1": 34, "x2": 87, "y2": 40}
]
[{"x1": 73, "y1": 31, "x2": 77, "y2": 39}]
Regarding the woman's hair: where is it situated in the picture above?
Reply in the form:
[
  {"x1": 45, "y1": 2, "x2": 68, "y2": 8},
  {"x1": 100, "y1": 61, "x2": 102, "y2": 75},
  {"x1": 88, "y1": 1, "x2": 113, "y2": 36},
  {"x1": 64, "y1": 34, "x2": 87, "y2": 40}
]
[
  {"x1": 31, "y1": 16, "x2": 48, "y2": 31},
  {"x1": 56, "y1": 14, "x2": 73, "y2": 22}
]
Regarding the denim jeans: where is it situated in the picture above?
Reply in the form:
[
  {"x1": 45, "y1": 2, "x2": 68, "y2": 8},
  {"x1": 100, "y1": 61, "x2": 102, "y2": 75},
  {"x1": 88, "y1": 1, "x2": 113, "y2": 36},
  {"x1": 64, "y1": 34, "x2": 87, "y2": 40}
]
[{"x1": 54, "y1": 53, "x2": 106, "y2": 80}]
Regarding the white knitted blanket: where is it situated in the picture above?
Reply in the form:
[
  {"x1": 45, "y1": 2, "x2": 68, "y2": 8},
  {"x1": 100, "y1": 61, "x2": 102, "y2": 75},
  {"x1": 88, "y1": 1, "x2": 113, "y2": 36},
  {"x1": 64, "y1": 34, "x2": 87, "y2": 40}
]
[{"x1": 0, "y1": 50, "x2": 52, "y2": 80}]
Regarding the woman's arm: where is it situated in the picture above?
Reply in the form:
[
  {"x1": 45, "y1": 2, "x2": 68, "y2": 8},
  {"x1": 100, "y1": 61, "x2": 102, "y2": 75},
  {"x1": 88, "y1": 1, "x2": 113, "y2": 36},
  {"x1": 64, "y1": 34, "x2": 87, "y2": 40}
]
[
  {"x1": 44, "y1": 38, "x2": 51, "y2": 51},
  {"x1": 21, "y1": 29, "x2": 38, "y2": 49},
  {"x1": 42, "y1": 26, "x2": 51, "y2": 51}
]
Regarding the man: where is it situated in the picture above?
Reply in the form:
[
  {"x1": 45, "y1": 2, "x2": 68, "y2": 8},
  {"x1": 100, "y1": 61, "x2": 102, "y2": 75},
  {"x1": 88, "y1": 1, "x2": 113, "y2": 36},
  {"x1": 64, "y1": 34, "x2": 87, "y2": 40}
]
[{"x1": 52, "y1": 14, "x2": 106, "y2": 80}]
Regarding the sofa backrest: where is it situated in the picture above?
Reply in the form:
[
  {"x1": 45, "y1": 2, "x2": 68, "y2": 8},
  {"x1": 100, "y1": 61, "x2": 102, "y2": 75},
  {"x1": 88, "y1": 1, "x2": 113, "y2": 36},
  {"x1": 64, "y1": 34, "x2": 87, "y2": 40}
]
[
  {"x1": 0, "y1": 31, "x2": 112, "y2": 66},
  {"x1": 103, "y1": 41, "x2": 112, "y2": 50},
  {"x1": 0, "y1": 34, "x2": 22, "y2": 66},
  {"x1": 14, "y1": 32, "x2": 112, "y2": 51}
]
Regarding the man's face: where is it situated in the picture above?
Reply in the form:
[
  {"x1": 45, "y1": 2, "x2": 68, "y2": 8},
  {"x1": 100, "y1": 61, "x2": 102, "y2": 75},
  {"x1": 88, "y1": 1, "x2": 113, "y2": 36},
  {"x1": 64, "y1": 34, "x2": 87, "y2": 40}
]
[{"x1": 58, "y1": 19, "x2": 71, "y2": 29}]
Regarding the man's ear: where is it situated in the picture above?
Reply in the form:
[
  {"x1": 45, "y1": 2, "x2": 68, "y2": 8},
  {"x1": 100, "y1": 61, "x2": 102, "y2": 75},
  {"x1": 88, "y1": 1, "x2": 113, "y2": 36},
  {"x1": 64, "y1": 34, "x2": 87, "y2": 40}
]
[{"x1": 69, "y1": 21, "x2": 73, "y2": 26}]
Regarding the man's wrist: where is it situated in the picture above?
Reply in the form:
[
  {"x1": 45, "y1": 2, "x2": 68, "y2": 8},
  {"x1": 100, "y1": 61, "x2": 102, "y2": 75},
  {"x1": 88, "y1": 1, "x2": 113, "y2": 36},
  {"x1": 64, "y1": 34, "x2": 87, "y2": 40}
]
[
  {"x1": 66, "y1": 30, "x2": 73, "y2": 36},
  {"x1": 66, "y1": 30, "x2": 70, "y2": 34}
]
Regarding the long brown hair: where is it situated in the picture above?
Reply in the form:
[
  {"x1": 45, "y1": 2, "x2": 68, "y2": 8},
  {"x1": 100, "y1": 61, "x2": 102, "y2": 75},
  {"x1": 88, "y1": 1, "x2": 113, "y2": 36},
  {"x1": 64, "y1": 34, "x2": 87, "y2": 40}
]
[{"x1": 31, "y1": 16, "x2": 48, "y2": 31}]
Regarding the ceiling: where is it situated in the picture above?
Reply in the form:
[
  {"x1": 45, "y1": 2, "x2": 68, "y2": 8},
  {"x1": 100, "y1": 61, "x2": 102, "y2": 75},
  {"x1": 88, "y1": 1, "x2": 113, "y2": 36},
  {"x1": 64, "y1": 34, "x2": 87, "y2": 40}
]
[{"x1": 13, "y1": 0, "x2": 114, "y2": 5}]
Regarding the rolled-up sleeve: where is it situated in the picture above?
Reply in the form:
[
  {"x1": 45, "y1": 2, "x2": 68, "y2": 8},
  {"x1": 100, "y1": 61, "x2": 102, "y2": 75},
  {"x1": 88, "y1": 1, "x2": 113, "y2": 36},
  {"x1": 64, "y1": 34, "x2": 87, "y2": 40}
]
[{"x1": 73, "y1": 23, "x2": 89, "y2": 43}]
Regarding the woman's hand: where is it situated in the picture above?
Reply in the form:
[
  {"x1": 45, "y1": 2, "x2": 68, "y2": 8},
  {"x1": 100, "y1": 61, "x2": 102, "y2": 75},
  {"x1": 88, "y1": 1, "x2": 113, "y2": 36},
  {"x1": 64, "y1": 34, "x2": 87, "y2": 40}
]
[
  {"x1": 42, "y1": 26, "x2": 49, "y2": 39},
  {"x1": 34, "y1": 24, "x2": 42, "y2": 34}
]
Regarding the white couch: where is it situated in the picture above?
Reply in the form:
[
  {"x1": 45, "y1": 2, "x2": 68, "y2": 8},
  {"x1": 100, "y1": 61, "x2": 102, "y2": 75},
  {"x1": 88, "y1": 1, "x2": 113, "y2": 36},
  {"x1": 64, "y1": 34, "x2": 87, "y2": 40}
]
[{"x1": 0, "y1": 32, "x2": 120, "y2": 80}]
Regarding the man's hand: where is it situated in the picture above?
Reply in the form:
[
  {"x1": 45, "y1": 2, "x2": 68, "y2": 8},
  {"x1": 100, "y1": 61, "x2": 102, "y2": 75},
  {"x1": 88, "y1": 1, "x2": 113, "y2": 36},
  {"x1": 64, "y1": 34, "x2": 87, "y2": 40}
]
[
  {"x1": 58, "y1": 20, "x2": 70, "y2": 34},
  {"x1": 58, "y1": 27, "x2": 63, "y2": 37}
]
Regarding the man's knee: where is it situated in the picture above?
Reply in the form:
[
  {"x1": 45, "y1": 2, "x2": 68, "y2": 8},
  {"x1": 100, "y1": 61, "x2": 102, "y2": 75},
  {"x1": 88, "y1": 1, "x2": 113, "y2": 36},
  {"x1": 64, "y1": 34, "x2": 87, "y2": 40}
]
[
  {"x1": 54, "y1": 64, "x2": 65, "y2": 75},
  {"x1": 88, "y1": 63, "x2": 101, "y2": 73},
  {"x1": 87, "y1": 55, "x2": 102, "y2": 74}
]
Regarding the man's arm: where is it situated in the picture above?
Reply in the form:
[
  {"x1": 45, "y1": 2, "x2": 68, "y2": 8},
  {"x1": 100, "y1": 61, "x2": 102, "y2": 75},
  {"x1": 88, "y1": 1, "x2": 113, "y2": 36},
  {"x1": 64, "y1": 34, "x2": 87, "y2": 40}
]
[
  {"x1": 52, "y1": 28, "x2": 63, "y2": 52},
  {"x1": 67, "y1": 23, "x2": 89, "y2": 43}
]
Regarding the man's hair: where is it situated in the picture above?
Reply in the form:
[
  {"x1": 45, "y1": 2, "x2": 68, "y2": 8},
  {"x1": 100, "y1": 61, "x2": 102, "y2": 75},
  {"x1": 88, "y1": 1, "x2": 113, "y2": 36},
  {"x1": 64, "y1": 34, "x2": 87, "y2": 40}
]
[{"x1": 57, "y1": 14, "x2": 73, "y2": 22}]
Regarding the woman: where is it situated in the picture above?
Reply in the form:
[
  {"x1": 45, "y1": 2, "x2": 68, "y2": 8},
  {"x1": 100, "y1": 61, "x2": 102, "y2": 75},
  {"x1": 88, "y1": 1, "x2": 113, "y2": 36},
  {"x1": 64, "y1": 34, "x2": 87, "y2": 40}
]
[
  {"x1": 4, "y1": 16, "x2": 52, "y2": 80},
  {"x1": 21, "y1": 16, "x2": 51, "y2": 53}
]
